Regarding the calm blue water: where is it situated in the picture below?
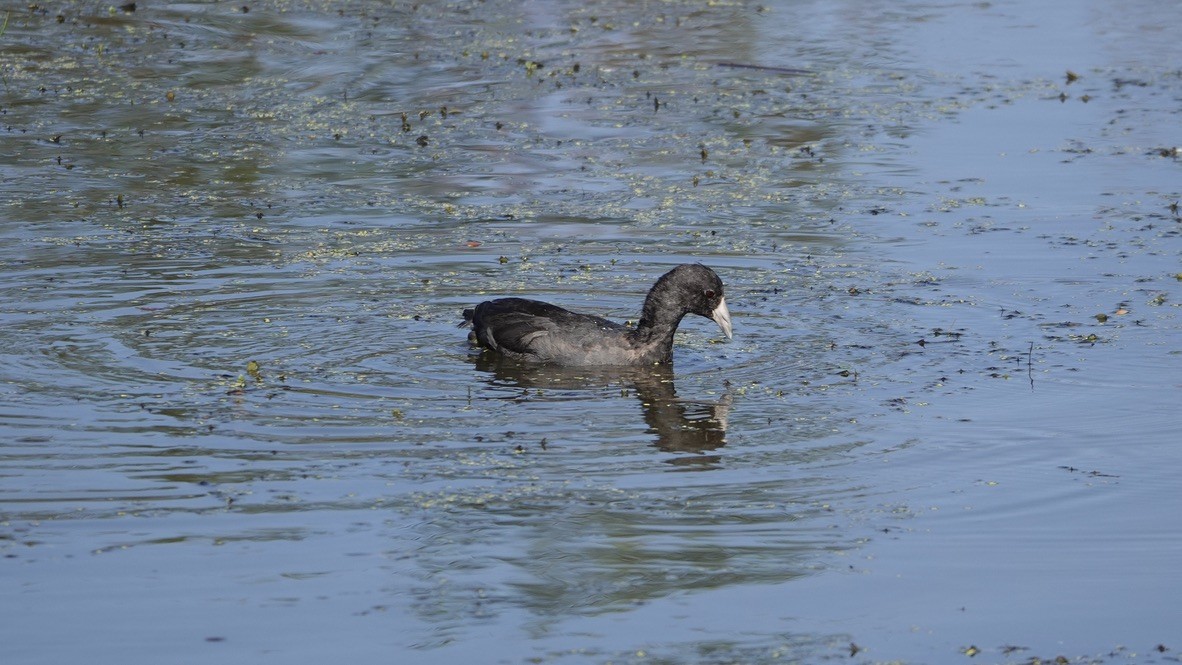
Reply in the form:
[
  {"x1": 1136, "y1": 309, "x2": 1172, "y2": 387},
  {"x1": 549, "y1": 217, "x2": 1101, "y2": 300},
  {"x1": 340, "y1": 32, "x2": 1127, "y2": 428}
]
[{"x1": 2, "y1": 1, "x2": 1179, "y2": 663}]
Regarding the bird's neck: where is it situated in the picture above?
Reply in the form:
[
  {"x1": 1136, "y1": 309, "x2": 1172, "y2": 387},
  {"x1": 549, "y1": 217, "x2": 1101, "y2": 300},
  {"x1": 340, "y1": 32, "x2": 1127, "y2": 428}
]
[{"x1": 630, "y1": 289, "x2": 688, "y2": 363}]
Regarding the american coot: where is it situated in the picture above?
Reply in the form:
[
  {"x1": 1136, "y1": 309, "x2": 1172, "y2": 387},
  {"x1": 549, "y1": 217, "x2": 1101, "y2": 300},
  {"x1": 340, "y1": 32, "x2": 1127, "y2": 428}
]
[{"x1": 463, "y1": 263, "x2": 732, "y2": 366}]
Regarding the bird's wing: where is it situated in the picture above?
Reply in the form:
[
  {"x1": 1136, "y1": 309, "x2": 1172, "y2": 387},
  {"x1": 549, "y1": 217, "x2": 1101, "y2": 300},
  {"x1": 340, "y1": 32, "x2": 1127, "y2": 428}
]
[{"x1": 473, "y1": 298, "x2": 625, "y2": 359}]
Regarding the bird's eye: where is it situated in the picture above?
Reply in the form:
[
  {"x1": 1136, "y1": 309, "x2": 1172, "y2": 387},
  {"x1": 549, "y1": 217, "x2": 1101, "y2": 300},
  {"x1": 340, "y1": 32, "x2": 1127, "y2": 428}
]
[{"x1": 704, "y1": 289, "x2": 716, "y2": 299}]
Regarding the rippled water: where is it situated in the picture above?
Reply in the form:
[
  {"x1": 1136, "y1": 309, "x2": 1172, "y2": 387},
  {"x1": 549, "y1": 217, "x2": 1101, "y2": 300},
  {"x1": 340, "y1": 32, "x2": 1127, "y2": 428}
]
[{"x1": 2, "y1": 1, "x2": 1180, "y2": 663}]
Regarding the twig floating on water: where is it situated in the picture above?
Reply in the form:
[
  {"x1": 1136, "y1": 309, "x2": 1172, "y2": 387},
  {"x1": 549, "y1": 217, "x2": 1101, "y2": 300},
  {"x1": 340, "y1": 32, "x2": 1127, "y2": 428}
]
[
  {"x1": 716, "y1": 62, "x2": 813, "y2": 75},
  {"x1": 1027, "y1": 341, "x2": 1034, "y2": 391}
]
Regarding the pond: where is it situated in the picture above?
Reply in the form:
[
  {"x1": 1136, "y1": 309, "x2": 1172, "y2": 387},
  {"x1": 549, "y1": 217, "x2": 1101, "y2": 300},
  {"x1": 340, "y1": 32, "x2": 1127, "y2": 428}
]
[{"x1": 2, "y1": 1, "x2": 1180, "y2": 663}]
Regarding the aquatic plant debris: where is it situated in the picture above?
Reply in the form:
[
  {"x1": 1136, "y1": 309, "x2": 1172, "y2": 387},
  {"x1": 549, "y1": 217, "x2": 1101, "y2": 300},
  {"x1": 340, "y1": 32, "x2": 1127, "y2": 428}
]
[{"x1": 0, "y1": 1, "x2": 1179, "y2": 664}]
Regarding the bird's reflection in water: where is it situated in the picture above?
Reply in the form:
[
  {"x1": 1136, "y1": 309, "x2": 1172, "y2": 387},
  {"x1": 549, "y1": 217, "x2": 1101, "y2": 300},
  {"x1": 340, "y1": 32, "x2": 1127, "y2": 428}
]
[{"x1": 470, "y1": 355, "x2": 730, "y2": 468}]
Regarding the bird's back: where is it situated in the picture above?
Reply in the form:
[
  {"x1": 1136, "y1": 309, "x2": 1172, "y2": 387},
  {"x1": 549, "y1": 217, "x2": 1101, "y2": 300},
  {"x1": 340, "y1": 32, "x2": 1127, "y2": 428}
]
[{"x1": 470, "y1": 297, "x2": 647, "y2": 365}]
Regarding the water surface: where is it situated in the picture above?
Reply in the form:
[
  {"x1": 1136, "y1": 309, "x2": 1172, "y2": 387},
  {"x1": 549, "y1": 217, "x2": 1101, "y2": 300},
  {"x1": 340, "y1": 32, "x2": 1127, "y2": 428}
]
[{"x1": 2, "y1": 1, "x2": 1180, "y2": 663}]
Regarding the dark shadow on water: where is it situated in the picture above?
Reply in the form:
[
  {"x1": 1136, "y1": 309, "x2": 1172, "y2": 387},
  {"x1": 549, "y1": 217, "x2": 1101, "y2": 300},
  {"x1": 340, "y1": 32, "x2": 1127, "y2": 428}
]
[
  {"x1": 448, "y1": 354, "x2": 842, "y2": 626},
  {"x1": 469, "y1": 352, "x2": 730, "y2": 467}
]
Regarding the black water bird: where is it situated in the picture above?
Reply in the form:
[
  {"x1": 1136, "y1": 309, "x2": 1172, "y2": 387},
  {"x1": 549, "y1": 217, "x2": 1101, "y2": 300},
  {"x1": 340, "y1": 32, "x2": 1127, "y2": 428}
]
[{"x1": 462, "y1": 264, "x2": 732, "y2": 366}]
